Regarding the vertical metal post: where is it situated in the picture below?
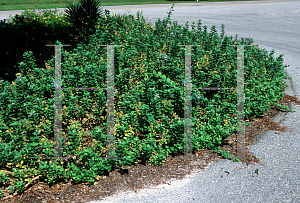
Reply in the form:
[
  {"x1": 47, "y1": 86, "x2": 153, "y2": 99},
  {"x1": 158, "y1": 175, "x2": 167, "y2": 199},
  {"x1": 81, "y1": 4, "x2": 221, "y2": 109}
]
[
  {"x1": 45, "y1": 44, "x2": 71, "y2": 161},
  {"x1": 46, "y1": 44, "x2": 123, "y2": 160}
]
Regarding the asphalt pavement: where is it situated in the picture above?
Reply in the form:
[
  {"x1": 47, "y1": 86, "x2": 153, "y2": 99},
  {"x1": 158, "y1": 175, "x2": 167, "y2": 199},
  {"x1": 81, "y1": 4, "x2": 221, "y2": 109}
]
[{"x1": 1, "y1": 0, "x2": 300, "y2": 202}]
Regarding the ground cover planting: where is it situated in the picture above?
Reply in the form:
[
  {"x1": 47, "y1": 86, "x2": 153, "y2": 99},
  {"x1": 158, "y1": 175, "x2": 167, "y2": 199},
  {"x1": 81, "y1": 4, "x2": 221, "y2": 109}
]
[{"x1": 0, "y1": 1, "x2": 298, "y2": 201}]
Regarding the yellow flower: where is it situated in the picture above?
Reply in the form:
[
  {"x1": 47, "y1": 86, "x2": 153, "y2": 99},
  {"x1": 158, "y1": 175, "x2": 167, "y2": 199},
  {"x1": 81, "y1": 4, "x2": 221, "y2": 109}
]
[
  {"x1": 266, "y1": 58, "x2": 268, "y2": 61},
  {"x1": 16, "y1": 73, "x2": 22, "y2": 77}
]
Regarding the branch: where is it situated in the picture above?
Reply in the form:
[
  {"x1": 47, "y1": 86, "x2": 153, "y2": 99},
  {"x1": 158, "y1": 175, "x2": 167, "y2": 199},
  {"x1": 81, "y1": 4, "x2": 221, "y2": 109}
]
[{"x1": 0, "y1": 170, "x2": 40, "y2": 200}]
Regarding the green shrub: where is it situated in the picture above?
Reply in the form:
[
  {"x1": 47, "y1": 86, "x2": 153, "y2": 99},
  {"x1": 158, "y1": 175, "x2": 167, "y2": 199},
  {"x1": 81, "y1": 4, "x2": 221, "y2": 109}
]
[
  {"x1": 0, "y1": 3, "x2": 293, "y2": 199},
  {"x1": 64, "y1": 0, "x2": 106, "y2": 44},
  {"x1": 0, "y1": 5, "x2": 107, "y2": 85}
]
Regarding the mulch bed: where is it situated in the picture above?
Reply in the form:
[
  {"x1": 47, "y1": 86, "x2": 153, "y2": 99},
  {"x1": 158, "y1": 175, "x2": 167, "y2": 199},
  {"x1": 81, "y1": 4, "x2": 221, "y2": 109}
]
[{"x1": 3, "y1": 93, "x2": 300, "y2": 203}]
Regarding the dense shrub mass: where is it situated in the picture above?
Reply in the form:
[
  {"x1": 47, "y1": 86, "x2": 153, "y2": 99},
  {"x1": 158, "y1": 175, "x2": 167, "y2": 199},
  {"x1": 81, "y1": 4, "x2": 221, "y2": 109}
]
[
  {"x1": 0, "y1": 5, "x2": 108, "y2": 84},
  {"x1": 0, "y1": 9, "x2": 75, "y2": 83},
  {"x1": 0, "y1": 3, "x2": 293, "y2": 199}
]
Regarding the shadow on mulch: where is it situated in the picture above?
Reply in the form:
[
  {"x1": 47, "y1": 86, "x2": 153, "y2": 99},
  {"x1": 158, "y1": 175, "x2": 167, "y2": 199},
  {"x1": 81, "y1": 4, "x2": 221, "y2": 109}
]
[{"x1": 3, "y1": 93, "x2": 300, "y2": 203}]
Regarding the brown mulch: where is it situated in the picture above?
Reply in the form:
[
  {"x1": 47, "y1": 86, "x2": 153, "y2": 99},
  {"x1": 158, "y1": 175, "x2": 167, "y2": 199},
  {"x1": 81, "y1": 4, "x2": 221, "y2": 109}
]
[{"x1": 2, "y1": 93, "x2": 300, "y2": 203}]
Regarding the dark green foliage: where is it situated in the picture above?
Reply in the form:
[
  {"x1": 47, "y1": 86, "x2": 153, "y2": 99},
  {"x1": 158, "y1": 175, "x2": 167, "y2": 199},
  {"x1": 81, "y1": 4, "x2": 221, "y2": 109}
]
[
  {"x1": 0, "y1": 4, "x2": 106, "y2": 85},
  {"x1": 0, "y1": 12, "x2": 72, "y2": 84},
  {"x1": 0, "y1": 3, "x2": 294, "y2": 199},
  {"x1": 64, "y1": 0, "x2": 105, "y2": 43}
]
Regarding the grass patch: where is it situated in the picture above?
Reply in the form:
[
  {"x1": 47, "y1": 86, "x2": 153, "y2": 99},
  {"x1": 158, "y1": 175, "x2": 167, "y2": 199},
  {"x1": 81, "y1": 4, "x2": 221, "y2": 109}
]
[{"x1": 1, "y1": 0, "x2": 265, "y2": 11}]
